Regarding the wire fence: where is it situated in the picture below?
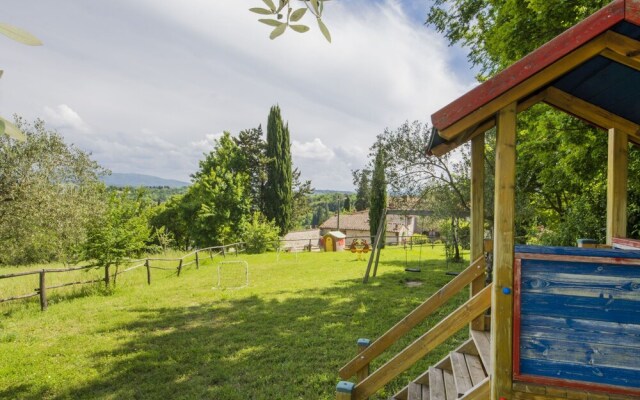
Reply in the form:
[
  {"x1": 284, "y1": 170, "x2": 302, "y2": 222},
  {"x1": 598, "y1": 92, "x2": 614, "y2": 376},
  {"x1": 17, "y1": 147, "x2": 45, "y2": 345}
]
[{"x1": 0, "y1": 242, "x2": 245, "y2": 311}]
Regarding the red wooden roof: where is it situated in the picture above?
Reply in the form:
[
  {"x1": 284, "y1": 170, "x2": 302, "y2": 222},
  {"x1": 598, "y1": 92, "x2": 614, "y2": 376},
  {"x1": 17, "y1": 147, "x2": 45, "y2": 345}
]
[{"x1": 430, "y1": 0, "x2": 640, "y2": 135}]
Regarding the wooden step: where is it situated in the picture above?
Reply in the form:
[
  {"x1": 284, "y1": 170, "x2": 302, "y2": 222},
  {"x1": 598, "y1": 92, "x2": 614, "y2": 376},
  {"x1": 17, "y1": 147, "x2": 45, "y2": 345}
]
[
  {"x1": 450, "y1": 352, "x2": 473, "y2": 396},
  {"x1": 470, "y1": 329, "x2": 491, "y2": 372},
  {"x1": 429, "y1": 367, "x2": 446, "y2": 400},
  {"x1": 464, "y1": 354, "x2": 487, "y2": 386},
  {"x1": 406, "y1": 382, "x2": 430, "y2": 400}
]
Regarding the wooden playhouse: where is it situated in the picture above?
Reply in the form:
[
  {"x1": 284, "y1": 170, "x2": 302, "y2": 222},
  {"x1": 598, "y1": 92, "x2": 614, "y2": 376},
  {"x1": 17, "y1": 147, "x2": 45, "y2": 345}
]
[{"x1": 335, "y1": 1, "x2": 640, "y2": 399}]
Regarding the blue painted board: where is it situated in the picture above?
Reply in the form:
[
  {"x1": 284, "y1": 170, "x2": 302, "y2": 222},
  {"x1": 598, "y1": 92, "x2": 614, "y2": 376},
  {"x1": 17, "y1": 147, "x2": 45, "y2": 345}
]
[
  {"x1": 515, "y1": 245, "x2": 640, "y2": 259},
  {"x1": 518, "y1": 254, "x2": 640, "y2": 390}
]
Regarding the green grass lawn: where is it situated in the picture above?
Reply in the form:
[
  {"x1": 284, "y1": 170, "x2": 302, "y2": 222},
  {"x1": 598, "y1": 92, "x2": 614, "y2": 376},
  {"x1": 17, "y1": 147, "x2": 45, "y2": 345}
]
[{"x1": 0, "y1": 245, "x2": 470, "y2": 400}]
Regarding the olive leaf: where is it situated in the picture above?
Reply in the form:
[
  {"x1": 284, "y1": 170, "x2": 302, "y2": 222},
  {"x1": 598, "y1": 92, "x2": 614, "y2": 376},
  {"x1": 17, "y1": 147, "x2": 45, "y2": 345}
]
[
  {"x1": 250, "y1": 7, "x2": 274, "y2": 15},
  {"x1": 259, "y1": 19, "x2": 283, "y2": 27},
  {"x1": 289, "y1": 24, "x2": 310, "y2": 33},
  {"x1": 290, "y1": 8, "x2": 307, "y2": 22},
  {"x1": 309, "y1": 0, "x2": 320, "y2": 15},
  {"x1": 270, "y1": 23, "x2": 287, "y2": 39},
  {"x1": 0, "y1": 23, "x2": 42, "y2": 46},
  {"x1": 262, "y1": 0, "x2": 276, "y2": 12},
  {"x1": 317, "y1": 18, "x2": 331, "y2": 42},
  {"x1": 0, "y1": 116, "x2": 26, "y2": 141}
]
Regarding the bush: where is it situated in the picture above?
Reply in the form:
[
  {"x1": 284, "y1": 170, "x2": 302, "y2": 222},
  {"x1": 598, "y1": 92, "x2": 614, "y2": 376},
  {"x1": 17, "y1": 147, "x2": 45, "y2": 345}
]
[{"x1": 242, "y1": 212, "x2": 280, "y2": 254}]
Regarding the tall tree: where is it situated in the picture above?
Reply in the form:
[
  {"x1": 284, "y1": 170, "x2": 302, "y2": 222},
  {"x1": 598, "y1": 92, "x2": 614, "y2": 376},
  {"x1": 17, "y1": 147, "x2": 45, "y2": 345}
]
[
  {"x1": 264, "y1": 105, "x2": 293, "y2": 235},
  {"x1": 234, "y1": 125, "x2": 268, "y2": 213},
  {"x1": 291, "y1": 167, "x2": 314, "y2": 229},
  {"x1": 369, "y1": 148, "x2": 387, "y2": 245},
  {"x1": 353, "y1": 169, "x2": 371, "y2": 211}
]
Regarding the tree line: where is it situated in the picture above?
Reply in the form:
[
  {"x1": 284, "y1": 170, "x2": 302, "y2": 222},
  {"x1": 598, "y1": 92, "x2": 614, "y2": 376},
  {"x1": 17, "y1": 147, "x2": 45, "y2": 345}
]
[{"x1": 0, "y1": 105, "x2": 312, "y2": 266}]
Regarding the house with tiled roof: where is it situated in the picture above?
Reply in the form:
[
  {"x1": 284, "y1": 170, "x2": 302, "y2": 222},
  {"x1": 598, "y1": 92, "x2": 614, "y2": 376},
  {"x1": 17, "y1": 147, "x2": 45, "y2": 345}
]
[{"x1": 318, "y1": 210, "x2": 417, "y2": 245}]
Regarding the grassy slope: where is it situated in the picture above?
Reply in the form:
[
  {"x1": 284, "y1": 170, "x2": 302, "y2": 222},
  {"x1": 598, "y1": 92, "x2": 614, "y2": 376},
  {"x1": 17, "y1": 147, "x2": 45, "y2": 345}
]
[{"x1": 0, "y1": 246, "x2": 470, "y2": 400}]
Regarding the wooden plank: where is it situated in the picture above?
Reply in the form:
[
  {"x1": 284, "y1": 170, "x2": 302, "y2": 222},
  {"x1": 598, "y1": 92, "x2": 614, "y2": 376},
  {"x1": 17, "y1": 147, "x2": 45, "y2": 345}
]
[
  {"x1": 431, "y1": 1, "x2": 623, "y2": 133},
  {"x1": 543, "y1": 86, "x2": 640, "y2": 142},
  {"x1": 471, "y1": 330, "x2": 491, "y2": 372},
  {"x1": 422, "y1": 385, "x2": 430, "y2": 400},
  {"x1": 606, "y1": 128, "x2": 628, "y2": 245},
  {"x1": 351, "y1": 285, "x2": 492, "y2": 400},
  {"x1": 521, "y1": 270, "x2": 640, "y2": 301},
  {"x1": 517, "y1": 252, "x2": 640, "y2": 266},
  {"x1": 408, "y1": 382, "x2": 423, "y2": 400},
  {"x1": 470, "y1": 133, "x2": 485, "y2": 331},
  {"x1": 491, "y1": 102, "x2": 516, "y2": 399},
  {"x1": 459, "y1": 376, "x2": 490, "y2": 400},
  {"x1": 450, "y1": 352, "x2": 473, "y2": 396},
  {"x1": 520, "y1": 315, "x2": 640, "y2": 348},
  {"x1": 443, "y1": 369, "x2": 456, "y2": 400},
  {"x1": 601, "y1": 48, "x2": 640, "y2": 73},
  {"x1": 340, "y1": 256, "x2": 486, "y2": 379},
  {"x1": 512, "y1": 382, "x2": 547, "y2": 394},
  {"x1": 429, "y1": 368, "x2": 446, "y2": 400},
  {"x1": 464, "y1": 354, "x2": 486, "y2": 386}
]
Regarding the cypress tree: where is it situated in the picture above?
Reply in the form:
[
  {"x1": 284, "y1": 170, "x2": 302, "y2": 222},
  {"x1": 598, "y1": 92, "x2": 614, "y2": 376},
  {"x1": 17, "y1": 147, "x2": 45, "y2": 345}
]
[
  {"x1": 369, "y1": 148, "x2": 387, "y2": 246},
  {"x1": 264, "y1": 105, "x2": 293, "y2": 235}
]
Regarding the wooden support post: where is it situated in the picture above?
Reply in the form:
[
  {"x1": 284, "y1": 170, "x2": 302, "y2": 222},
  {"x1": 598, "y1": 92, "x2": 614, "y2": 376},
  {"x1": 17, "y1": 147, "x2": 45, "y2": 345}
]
[
  {"x1": 309, "y1": 239, "x2": 312, "y2": 252},
  {"x1": 355, "y1": 338, "x2": 371, "y2": 386},
  {"x1": 470, "y1": 133, "x2": 486, "y2": 331},
  {"x1": 145, "y1": 259, "x2": 151, "y2": 285},
  {"x1": 336, "y1": 381, "x2": 355, "y2": 400},
  {"x1": 39, "y1": 270, "x2": 47, "y2": 311},
  {"x1": 364, "y1": 209, "x2": 386, "y2": 283},
  {"x1": 235, "y1": 246, "x2": 238, "y2": 257},
  {"x1": 606, "y1": 128, "x2": 628, "y2": 245},
  {"x1": 104, "y1": 264, "x2": 110, "y2": 287},
  {"x1": 195, "y1": 250, "x2": 199, "y2": 269},
  {"x1": 491, "y1": 102, "x2": 516, "y2": 399},
  {"x1": 371, "y1": 246, "x2": 382, "y2": 278},
  {"x1": 222, "y1": 245, "x2": 226, "y2": 258},
  {"x1": 177, "y1": 259, "x2": 183, "y2": 277}
]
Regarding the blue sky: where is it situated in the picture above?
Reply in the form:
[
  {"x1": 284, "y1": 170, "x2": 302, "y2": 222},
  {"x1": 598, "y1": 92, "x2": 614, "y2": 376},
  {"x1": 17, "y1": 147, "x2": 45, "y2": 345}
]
[{"x1": 0, "y1": 1, "x2": 477, "y2": 190}]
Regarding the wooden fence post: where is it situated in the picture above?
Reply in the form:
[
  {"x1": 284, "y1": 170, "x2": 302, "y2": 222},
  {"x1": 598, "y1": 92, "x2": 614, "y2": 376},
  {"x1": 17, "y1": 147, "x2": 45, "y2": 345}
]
[
  {"x1": 235, "y1": 245, "x2": 238, "y2": 257},
  {"x1": 145, "y1": 259, "x2": 151, "y2": 285},
  {"x1": 356, "y1": 338, "x2": 371, "y2": 386},
  {"x1": 195, "y1": 250, "x2": 199, "y2": 269},
  {"x1": 104, "y1": 264, "x2": 110, "y2": 287},
  {"x1": 222, "y1": 244, "x2": 226, "y2": 258},
  {"x1": 39, "y1": 270, "x2": 47, "y2": 311},
  {"x1": 177, "y1": 259, "x2": 183, "y2": 277}
]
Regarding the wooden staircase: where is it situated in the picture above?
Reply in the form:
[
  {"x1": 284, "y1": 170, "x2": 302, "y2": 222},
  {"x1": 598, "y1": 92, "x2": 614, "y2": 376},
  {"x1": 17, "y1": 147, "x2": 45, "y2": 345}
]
[
  {"x1": 336, "y1": 255, "x2": 492, "y2": 400},
  {"x1": 390, "y1": 330, "x2": 491, "y2": 400}
]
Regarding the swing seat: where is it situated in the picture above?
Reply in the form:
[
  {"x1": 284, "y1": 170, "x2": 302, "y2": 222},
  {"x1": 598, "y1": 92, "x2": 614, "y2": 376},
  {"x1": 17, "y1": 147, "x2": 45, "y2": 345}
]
[{"x1": 405, "y1": 268, "x2": 421, "y2": 273}]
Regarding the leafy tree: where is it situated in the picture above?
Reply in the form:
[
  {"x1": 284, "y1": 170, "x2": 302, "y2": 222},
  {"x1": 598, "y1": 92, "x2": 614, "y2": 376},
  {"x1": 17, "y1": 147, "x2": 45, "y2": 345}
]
[
  {"x1": 369, "y1": 148, "x2": 387, "y2": 245},
  {"x1": 344, "y1": 195, "x2": 351, "y2": 211},
  {"x1": 264, "y1": 105, "x2": 293, "y2": 235},
  {"x1": 292, "y1": 167, "x2": 314, "y2": 229},
  {"x1": 249, "y1": 0, "x2": 332, "y2": 42},
  {"x1": 0, "y1": 117, "x2": 105, "y2": 264},
  {"x1": 353, "y1": 169, "x2": 371, "y2": 211},
  {"x1": 242, "y1": 212, "x2": 280, "y2": 254},
  {"x1": 83, "y1": 189, "x2": 152, "y2": 270},
  {"x1": 187, "y1": 133, "x2": 251, "y2": 247},
  {"x1": 234, "y1": 126, "x2": 269, "y2": 214}
]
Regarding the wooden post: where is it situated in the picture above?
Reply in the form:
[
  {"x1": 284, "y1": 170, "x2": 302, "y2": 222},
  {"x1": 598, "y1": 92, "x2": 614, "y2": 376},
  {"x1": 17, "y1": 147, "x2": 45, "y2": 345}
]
[
  {"x1": 104, "y1": 264, "x2": 110, "y2": 287},
  {"x1": 177, "y1": 259, "x2": 183, "y2": 277},
  {"x1": 356, "y1": 338, "x2": 371, "y2": 386},
  {"x1": 235, "y1": 245, "x2": 239, "y2": 257},
  {"x1": 491, "y1": 102, "x2": 516, "y2": 399},
  {"x1": 309, "y1": 239, "x2": 312, "y2": 252},
  {"x1": 195, "y1": 250, "x2": 199, "y2": 269},
  {"x1": 39, "y1": 270, "x2": 47, "y2": 311},
  {"x1": 363, "y1": 209, "x2": 386, "y2": 283},
  {"x1": 470, "y1": 133, "x2": 486, "y2": 331},
  {"x1": 606, "y1": 128, "x2": 628, "y2": 245},
  {"x1": 336, "y1": 381, "x2": 355, "y2": 400},
  {"x1": 222, "y1": 245, "x2": 226, "y2": 258},
  {"x1": 145, "y1": 259, "x2": 151, "y2": 285}
]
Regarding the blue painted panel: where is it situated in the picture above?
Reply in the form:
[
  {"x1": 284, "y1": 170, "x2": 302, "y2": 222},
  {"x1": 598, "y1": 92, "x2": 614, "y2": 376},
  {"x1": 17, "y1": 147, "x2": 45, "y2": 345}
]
[
  {"x1": 520, "y1": 315, "x2": 640, "y2": 348},
  {"x1": 518, "y1": 254, "x2": 640, "y2": 389},
  {"x1": 520, "y1": 359, "x2": 640, "y2": 388},
  {"x1": 515, "y1": 245, "x2": 640, "y2": 259}
]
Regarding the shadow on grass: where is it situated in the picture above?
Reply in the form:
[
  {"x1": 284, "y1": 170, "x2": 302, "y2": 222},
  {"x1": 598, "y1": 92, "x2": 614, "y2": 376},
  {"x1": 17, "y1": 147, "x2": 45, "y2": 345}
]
[{"x1": 3, "y1": 269, "x2": 469, "y2": 400}]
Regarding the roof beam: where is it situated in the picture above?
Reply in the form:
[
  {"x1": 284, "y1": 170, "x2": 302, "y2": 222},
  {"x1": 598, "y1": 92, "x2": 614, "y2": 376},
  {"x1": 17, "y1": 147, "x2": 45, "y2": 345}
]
[
  {"x1": 438, "y1": 34, "x2": 607, "y2": 141},
  {"x1": 543, "y1": 86, "x2": 640, "y2": 143},
  {"x1": 601, "y1": 48, "x2": 640, "y2": 72},
  {"x1": 430, "y1": 90, "x2": 546, "y2": 157}
]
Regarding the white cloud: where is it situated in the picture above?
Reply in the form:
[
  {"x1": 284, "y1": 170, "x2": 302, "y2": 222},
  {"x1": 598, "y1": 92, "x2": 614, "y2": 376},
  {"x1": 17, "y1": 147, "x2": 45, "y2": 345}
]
[
  {"x1": 0, "y1": 0, "x2": 476, "y2": 189},
  {"x1": 292, "y1": 138, "x2": 335, "y2": 161},
  {"x1": 43, "y1": 104, "x2": 91, "y2": 133}
]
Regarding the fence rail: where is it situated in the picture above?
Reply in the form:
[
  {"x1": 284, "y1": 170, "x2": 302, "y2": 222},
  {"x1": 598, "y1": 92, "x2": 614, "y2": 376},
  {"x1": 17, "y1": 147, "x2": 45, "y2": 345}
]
[{"x1": 0, "y1": 242, "x2": 244, "y2": 311}]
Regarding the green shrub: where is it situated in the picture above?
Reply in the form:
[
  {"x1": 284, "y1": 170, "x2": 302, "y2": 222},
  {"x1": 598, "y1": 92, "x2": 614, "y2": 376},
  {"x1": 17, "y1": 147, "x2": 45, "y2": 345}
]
[{"x1": 242, "y1": 212, "x2": 280, "y2": 254}]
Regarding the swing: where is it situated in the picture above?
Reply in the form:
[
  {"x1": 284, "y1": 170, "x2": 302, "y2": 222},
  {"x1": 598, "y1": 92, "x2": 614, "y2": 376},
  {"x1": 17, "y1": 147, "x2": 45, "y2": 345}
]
[{"x1": 404, "y1": 217, "x2": 426, "y2": 273}]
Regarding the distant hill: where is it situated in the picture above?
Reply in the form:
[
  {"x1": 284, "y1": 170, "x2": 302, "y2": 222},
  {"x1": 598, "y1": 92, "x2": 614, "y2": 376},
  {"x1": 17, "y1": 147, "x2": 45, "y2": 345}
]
[
  {"x1": 102, "y1": 173, "x2": 190, "y2": 188},
  {"x1": 314, "y1": 189, "x2": 355, "y2": 195}
]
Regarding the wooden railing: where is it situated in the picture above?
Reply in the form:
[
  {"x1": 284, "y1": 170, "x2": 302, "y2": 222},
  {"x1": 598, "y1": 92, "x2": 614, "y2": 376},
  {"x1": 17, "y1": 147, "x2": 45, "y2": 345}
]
[
  {"x1": 339, "y1": 255, "x2": 486, "y2": 379},
  {"x1": 336, "y1": 255, "x2": 490, "y2": 400}
]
